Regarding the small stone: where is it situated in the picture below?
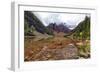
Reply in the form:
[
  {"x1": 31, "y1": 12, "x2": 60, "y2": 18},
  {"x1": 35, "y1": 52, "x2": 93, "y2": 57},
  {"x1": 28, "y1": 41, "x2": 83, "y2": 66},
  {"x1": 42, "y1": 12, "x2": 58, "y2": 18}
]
[{"x1": 46, "y1": 54, "x2": 51, "y2": 58}]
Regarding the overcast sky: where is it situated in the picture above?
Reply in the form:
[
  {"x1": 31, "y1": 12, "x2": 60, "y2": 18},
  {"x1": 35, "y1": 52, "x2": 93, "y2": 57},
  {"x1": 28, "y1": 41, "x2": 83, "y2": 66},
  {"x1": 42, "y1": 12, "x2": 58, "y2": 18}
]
[{"x1": 33, "y1": 12, "x2": 90, "y2": 29}]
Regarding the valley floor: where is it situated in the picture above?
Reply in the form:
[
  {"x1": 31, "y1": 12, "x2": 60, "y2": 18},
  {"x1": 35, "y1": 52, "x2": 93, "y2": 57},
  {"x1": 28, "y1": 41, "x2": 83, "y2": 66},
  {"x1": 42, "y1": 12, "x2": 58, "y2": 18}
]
[{"x1": 24, "y1": 35, "x2": 90, "y2": 61}]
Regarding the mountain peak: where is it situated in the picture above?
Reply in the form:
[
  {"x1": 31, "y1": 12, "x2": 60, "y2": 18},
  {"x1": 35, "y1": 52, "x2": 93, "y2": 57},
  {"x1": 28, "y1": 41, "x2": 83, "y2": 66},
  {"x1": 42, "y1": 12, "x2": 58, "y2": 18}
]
[{"x1": 47, "y1": 22, "x2": 71, "y2": 33}]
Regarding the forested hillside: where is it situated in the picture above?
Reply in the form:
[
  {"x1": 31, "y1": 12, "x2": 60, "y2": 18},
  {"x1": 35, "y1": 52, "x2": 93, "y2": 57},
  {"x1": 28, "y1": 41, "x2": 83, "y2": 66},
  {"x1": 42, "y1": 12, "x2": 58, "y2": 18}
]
[
  {"x1": 24, "y1": 11, "x2": 53, "y2": 36},
  {"x1": 71, "y1": 16, "x2": 90, "y2": 40}
]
